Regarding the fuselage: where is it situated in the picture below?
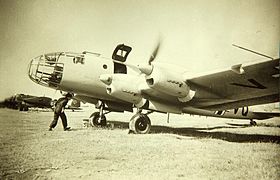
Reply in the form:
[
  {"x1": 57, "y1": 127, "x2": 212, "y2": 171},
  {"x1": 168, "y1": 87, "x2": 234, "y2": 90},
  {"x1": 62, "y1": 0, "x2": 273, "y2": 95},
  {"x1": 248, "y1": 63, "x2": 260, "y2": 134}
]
[{"x1": 27, "y1": 51, "x2": 275, "y2": 120}]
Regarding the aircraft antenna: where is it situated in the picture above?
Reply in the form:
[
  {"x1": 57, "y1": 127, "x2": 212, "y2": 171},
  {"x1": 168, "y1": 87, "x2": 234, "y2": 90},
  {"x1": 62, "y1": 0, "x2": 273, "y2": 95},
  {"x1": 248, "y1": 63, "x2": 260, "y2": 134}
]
[
  {"x1": 82, "y1": 51, "x2": 101, "y2": 56},
  {"x1": 232, "y1": 44, "x2": 274, "y2": 60}
]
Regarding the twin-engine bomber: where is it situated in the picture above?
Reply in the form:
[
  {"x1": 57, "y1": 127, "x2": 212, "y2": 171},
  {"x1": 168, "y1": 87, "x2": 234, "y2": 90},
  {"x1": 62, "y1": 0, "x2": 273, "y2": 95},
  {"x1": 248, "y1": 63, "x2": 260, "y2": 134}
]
[{"x1": 28, "y1": 43, "x2": 279, "y2": 134}]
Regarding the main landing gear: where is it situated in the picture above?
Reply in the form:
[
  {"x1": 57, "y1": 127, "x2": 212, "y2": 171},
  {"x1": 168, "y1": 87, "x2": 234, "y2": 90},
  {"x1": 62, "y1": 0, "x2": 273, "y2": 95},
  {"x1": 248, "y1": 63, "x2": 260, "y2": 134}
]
[
  {"x1": 19, "y1": 103, "x2": 28, "y2": 111},
  {"x1": 89, "y1": 102, "x2": 108, "y2": 127},
  {"x1": 129, "y1": 110, "x2": 152, "y2": 134},
  {"x1": 88, "y1": 104, "x2": 152, "y2": 134},
  {"x1": 89, "y1": 112, "x2": 107, "y2": 127},
  {"x1": 128, "y1": 113, "x2": 151, "y2": 134}
]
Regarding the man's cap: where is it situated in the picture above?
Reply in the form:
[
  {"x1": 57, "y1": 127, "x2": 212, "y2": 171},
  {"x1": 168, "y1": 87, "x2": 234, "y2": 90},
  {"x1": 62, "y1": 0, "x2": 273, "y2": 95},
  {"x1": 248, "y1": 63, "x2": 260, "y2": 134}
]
[{"x1": 65, "y1": 92, "x2": 73, "y2": 98}]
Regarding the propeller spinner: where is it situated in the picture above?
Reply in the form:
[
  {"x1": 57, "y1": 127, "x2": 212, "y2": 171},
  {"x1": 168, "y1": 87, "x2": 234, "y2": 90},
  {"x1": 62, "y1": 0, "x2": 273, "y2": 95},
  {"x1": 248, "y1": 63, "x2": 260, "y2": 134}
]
[{"x1": 138, "y1": 40, "x2": 162, "y2": 75}]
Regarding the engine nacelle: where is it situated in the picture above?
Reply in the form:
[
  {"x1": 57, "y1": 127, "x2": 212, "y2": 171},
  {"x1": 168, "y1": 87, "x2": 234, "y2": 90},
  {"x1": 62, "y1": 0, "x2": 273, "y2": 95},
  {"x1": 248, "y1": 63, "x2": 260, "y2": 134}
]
[
  {"x1": 145, "y1": 67, "x2": 195, "y2": 102},
  {"x1": 99, "y1": 74, "x2": 145, "y2": 106}
]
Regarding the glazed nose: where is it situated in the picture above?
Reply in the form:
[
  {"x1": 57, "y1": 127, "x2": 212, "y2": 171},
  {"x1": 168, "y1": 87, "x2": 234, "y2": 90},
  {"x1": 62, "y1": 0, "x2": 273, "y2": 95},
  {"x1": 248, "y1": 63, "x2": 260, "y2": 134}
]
[{"x1": 28, "y1": 53, "x2": 64, "y2": 88}]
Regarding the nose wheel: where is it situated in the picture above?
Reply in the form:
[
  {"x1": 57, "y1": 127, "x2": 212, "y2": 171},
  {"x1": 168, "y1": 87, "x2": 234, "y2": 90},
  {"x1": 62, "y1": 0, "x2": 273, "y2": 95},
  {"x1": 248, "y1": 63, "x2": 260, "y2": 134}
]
[{"x1": 129, "y1": 113, "x2": 151, "y2": 134}]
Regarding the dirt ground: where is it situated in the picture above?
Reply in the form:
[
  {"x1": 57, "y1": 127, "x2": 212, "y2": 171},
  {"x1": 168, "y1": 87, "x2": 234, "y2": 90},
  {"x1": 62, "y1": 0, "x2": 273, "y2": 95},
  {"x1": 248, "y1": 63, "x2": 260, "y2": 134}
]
[{"x1": 0, "y1": 108, "x2": 279, "y2": 179}]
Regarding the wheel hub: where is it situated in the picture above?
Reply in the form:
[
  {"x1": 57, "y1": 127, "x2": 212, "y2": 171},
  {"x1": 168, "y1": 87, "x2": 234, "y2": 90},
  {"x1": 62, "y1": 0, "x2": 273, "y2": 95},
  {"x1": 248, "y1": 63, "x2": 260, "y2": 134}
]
[{"x1": 136, "y1": 118, "x2": 148, "y2": 131}]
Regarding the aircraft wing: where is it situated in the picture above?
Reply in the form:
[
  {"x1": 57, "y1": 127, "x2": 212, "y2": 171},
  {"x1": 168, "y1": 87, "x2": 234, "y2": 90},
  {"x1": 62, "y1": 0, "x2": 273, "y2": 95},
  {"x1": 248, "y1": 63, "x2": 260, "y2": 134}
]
[{"x1": 186, "y1": 58, "x2": 279, "y2": 110}]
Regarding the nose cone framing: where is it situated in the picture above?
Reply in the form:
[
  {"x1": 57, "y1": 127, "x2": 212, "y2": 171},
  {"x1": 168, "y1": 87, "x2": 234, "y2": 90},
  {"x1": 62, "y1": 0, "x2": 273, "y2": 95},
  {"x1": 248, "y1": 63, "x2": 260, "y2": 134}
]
[{"x1": 28, "y1": 52, "x2": 64, "y2": 88}]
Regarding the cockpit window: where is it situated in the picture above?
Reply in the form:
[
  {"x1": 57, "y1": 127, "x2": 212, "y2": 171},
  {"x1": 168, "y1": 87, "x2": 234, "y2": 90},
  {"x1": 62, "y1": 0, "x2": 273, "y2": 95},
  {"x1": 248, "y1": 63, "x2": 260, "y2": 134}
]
[{"x1": 73, "y1": 56, "x2": 85, "y2": 64}]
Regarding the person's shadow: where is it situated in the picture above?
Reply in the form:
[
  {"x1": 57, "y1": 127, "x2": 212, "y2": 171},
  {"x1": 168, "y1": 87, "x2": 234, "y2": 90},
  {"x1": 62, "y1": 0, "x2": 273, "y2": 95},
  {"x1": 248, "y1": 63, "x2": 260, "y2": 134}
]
[{"x1": 108, "y1": 121, "x2": 280, "y2": 144}]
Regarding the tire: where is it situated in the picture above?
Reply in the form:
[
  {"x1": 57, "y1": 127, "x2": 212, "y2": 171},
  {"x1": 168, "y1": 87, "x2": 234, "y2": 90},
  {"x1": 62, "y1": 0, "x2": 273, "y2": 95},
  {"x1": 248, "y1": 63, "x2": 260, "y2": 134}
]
[
  {"x1": 23, "y1": 106, "x2": 29, "y2": 111},
  {"x1": 89, "y1": 112, "x2": 106, "y2": 127},
  {"x1": 129, "y1": 114, "x2": 151, "y2": 134},
  {"x1": 250, "y1": 120, "x2": 257, "y2": 126},
  {"x1": 19, "y1": 104, "x2": 24, "y2": 111}
]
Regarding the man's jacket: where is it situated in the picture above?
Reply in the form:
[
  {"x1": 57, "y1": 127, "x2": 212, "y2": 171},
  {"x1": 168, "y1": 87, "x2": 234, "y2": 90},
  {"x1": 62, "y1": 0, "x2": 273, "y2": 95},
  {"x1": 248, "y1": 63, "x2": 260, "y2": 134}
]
[{"x1": 54, "y1": 97, "x2": 69, "y2": 114}]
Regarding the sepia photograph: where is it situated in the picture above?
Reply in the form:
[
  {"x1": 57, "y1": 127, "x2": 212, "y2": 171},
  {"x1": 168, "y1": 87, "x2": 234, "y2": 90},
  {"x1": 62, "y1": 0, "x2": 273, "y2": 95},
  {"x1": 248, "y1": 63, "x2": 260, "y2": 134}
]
[{"x1": 0, "y1": 0, "x2": 279, "y2": 179}]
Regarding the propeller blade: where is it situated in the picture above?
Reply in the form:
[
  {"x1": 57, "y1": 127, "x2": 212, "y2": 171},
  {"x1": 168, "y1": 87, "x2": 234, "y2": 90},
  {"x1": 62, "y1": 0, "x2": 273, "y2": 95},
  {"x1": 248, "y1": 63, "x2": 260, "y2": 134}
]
[
  {"x1": 112, "y1": 60, "x2": 142, "y2": 74},
  {"x1": 148, "y1": 40, "x2": 161, "y2": 65},
  {"x1": 112, "y1": 39, "x2": 161, "y2": 75}
]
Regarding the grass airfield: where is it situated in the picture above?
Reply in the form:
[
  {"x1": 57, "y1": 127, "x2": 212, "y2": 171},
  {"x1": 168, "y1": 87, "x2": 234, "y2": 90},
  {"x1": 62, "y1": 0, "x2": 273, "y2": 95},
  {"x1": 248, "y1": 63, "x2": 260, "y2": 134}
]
[{"x1": 0, "y1": 108, "x2": 279, "y2": 179}]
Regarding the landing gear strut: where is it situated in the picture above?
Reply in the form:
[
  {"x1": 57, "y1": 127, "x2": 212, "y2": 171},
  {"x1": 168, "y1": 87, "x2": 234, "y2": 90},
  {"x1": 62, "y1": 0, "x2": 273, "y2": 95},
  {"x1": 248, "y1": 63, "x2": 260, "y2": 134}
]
[
  {"x1": 129, "y1": 111, "x2": 152, "y2": 134},
  {"x1": 250, "y1": 119, "x2": 257, "y2": 126},
  {"x1": 19, "y1": 103, "x2": 28, "y2": 111},
  {"x1": 89, "y1": 112, "x2": 107, "y2": 127},
  {"x1": 89, "y1": 102, "x2": 108, "y2": 127}
]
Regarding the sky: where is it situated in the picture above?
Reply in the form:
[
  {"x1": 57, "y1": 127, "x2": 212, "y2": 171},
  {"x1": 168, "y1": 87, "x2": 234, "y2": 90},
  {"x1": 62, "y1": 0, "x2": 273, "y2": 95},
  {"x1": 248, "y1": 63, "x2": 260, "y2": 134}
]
[{"x1": 0, "y1": 0, "x2": 279, "y2": 100}]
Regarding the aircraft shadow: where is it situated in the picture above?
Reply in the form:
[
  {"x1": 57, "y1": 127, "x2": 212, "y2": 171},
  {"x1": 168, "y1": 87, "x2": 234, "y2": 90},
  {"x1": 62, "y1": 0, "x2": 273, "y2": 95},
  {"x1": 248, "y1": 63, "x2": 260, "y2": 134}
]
[
  {"x1": 150, "y1": 125, "x2": 280, "y2": 144},
  {"x1": 108, "y1": 121, "x2": 280, "y2": 144},
  {"x1": 227, "y1": 122, "x2": 280, "y2": 128}
]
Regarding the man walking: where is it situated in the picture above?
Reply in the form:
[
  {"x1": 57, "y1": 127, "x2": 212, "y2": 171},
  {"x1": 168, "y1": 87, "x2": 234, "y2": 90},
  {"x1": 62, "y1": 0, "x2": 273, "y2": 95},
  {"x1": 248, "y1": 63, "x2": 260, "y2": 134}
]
[{"x1": 49, "y1": 93, "x2": 72, "y2": 131}]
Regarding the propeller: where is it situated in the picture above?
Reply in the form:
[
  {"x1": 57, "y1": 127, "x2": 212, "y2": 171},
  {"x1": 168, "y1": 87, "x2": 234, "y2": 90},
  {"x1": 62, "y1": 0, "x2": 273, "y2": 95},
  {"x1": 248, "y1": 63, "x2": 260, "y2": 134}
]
[
  {"x1": 148, "y1": 40, "x2": 161, "y2": 65},
  {"x1": 112, "y1": 39, "x2": 162, "y2": 75},
  {"x1": 137, "y1": 39, "x2": 162, "y2": 75}
]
